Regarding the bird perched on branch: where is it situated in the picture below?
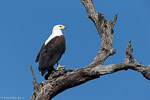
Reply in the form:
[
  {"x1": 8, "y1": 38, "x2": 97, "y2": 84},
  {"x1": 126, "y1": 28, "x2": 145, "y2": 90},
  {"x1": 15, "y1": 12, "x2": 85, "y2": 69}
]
[{"x1": 35, "y1": 25, "x2": 66, "y2": 79}]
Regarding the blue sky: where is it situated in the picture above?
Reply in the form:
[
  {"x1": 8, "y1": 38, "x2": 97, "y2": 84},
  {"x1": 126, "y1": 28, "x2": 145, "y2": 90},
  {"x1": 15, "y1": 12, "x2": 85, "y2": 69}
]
[{"x1": 0, "y1": 0, "x2": 150, "y2": 100}]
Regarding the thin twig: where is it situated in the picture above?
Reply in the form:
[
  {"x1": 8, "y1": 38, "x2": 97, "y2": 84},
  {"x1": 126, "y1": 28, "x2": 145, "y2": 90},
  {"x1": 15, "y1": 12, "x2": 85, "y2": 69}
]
[
  {"x1": 30, "y1": 65, "x2": 38, "y2": 85},
  {"x1": 112, "y1": 12, "x2": 118, "y2": 27},
  {"x1": 65, "y1": 68, "x2": 75, "y2": 72}
]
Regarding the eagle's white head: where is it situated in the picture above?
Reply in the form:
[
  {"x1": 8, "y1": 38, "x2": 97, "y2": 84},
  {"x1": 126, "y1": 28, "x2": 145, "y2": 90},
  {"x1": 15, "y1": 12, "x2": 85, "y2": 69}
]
[
  {"x1": 52, "y1": 25, "x2": 67, "y2": 31},
  {"x1": 45, "y1": 25, "x2": 66, "y2": 45}
]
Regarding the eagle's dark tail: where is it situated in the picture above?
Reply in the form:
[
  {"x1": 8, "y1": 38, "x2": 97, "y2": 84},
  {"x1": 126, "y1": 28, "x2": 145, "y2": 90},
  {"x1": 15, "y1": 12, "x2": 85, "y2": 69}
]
[
  {"x1": 45, "y1": 72, "x2": 50, "y2": 80},
  {"x1": 39, "y1": 66, "x2": 54, "y2": 76},
  {"x1": 44, "y1": 67, "x2": 55, "y2": 80},
  {"x1": 41, "y1": 70, "x2": 47, "y2": 76}
]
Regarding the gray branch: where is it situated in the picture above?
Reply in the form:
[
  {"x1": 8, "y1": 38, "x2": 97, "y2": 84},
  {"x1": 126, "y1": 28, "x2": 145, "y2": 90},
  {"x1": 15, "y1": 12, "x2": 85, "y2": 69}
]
[
  {"x1": 81, "y1": 0, "x2": 117, "y2": 65},
  {"x1": 31, "y1": 0, "x2": 150, "y2": 100}
]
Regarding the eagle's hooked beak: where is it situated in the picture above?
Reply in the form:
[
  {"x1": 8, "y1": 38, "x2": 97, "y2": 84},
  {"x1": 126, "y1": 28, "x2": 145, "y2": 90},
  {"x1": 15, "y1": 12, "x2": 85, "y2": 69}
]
[{"x1": 60, "y1": 25, "x2": 67, "y2": 30}]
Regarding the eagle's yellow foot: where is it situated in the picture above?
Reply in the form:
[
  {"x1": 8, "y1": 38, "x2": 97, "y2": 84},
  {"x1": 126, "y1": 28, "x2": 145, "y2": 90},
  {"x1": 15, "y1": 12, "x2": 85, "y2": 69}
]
[{"x1": 56, "y1": 63, "x2": 65, "y2": 70}]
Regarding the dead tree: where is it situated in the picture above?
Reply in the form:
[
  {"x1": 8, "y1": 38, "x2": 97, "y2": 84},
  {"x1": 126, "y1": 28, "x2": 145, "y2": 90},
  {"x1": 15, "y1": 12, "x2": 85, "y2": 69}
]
[{"x1": 31, "y1": 0, "x2": 150, "y2": 100}]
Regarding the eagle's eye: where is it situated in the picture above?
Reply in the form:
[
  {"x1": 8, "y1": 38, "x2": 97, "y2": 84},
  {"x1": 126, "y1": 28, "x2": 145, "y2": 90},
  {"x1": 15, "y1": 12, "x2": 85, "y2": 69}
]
[{"x1": 60, "y1": 26, "x2": 62, "y2": 27}]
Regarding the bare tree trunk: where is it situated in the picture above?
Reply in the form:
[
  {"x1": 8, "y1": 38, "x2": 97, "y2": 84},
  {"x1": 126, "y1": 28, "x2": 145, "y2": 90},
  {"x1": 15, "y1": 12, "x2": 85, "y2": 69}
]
[{"x1": 31, "y1": 0, "x2": 150, "y2": 100}]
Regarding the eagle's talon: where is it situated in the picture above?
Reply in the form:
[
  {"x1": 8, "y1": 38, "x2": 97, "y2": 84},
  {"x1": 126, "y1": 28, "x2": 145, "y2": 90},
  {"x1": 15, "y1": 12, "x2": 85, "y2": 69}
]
[{"x1": 57, "y1": 64, "x2": 65, "y2": 70}]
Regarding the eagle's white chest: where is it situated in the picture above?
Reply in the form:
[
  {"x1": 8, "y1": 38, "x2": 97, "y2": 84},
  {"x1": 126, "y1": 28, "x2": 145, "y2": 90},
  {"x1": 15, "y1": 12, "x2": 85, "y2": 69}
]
[{"x1": 45, "y1": 29, "x2": 63, "y2": 45}]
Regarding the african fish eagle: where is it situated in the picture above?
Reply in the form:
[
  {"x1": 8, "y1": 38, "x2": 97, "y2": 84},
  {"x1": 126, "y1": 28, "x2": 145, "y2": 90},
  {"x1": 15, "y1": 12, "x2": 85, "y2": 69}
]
[{"x1": 35, "y1": 25, "x2": 66, "y2": 78}]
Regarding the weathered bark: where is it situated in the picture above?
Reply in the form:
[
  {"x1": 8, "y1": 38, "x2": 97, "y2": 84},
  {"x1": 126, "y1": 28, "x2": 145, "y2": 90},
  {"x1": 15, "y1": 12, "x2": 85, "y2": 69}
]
[{"x1": 31, "y1": 0, "x2": 150, "y2": 100}]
